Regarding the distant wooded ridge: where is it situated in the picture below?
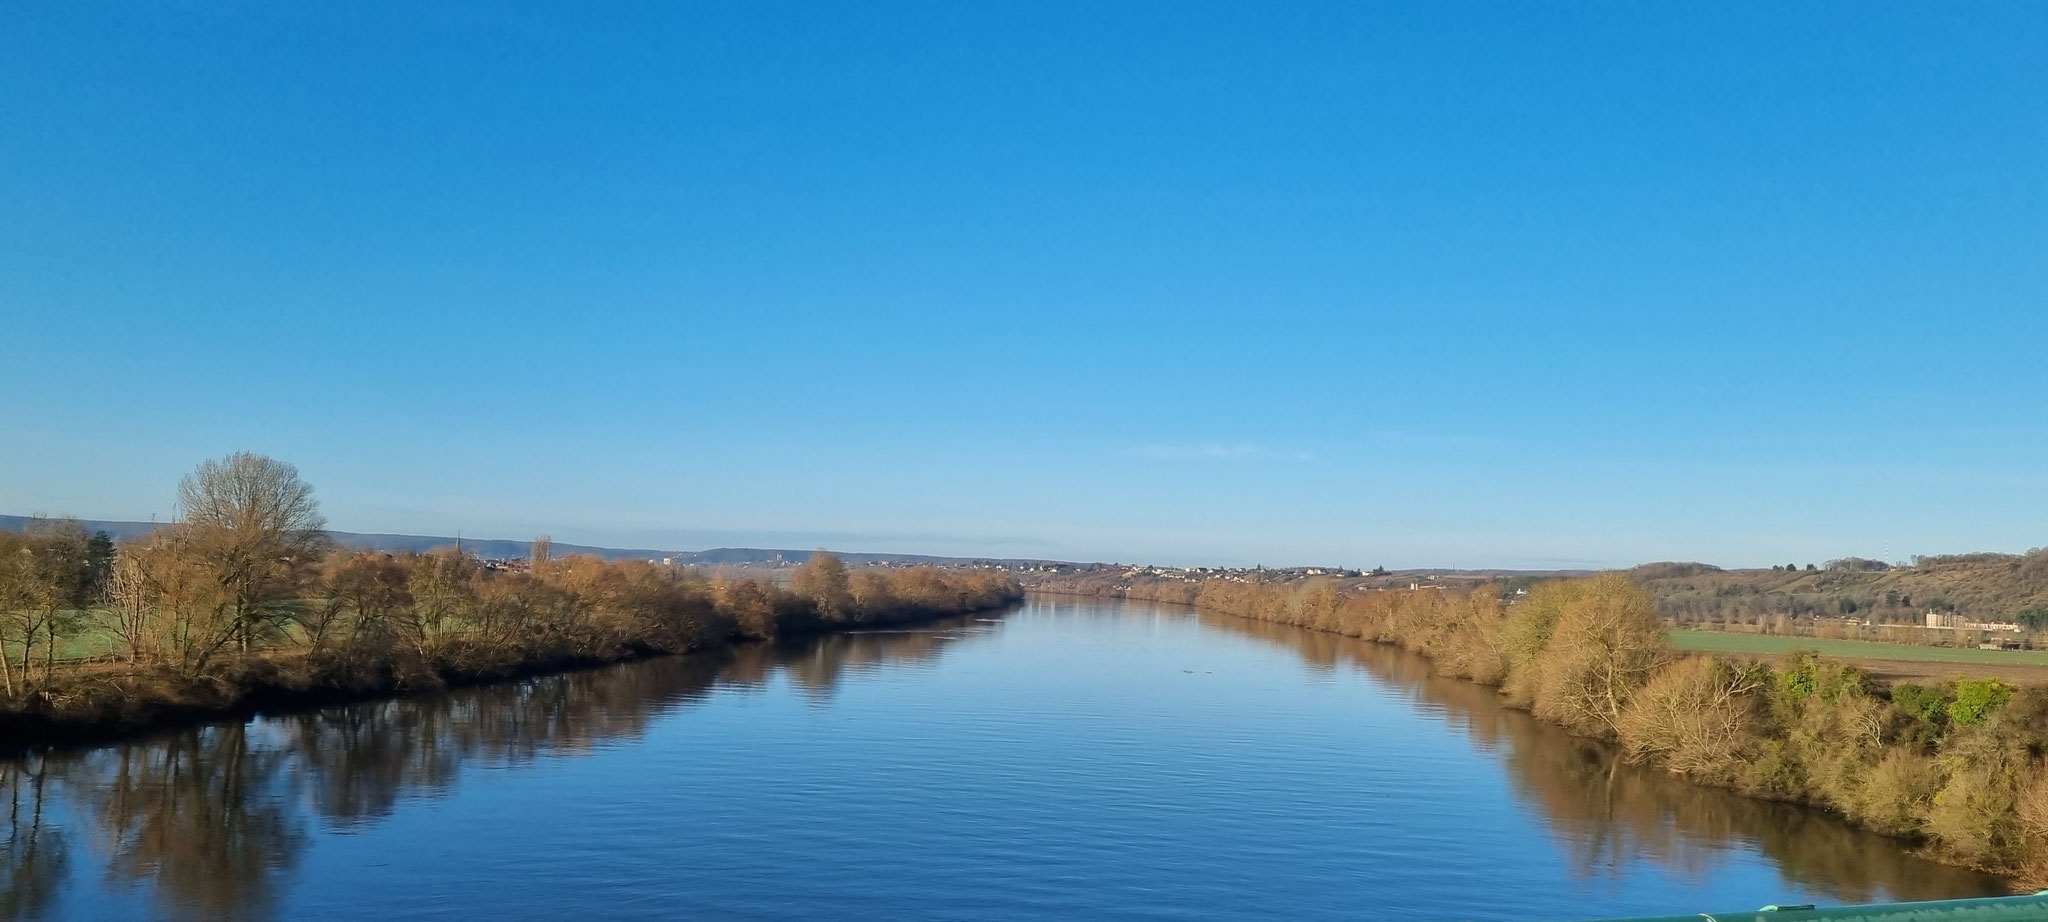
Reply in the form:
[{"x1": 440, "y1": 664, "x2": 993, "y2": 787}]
[
  {"x1": 0, "y1": 515, "x2": 1060, "y2": 567},
  {"x1": 10, "y1": 516, "x2": 2036, "y2": 592},
  {"x1": 0, "y1": 515, "x2": 1574, "y2": 572}
]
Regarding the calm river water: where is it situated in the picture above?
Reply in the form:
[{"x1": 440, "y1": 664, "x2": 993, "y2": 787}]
[{"x1": 0, "y1": 596, "x2": 2010, "y2": 920}]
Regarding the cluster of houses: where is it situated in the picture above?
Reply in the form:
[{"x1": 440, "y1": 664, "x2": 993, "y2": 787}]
[{"x1": 1923, "y1": 611, "x2": 2022, "y2": 633}]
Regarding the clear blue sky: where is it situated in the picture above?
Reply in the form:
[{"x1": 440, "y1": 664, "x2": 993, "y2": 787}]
[{"x1": 3, "y1": 2, "x2": 2044, "y2": 568}]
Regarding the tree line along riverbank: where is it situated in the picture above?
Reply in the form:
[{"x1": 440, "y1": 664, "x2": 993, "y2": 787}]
[
  {"x1": 1025, "y1": 573, "x2": 2048, "y2": 886},
  {"x1": 0, "y1": 453, "x2": 1020, "y2": 749}
]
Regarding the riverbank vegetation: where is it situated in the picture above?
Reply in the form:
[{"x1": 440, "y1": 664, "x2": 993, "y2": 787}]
[
  {"x1": 1030, "y1": 573, "x2": 2048, "y2": 885},
  {"x1": 0, "y1": 453, "x2": 1019, "y2": 747},
  {"x1": 1187, "y1": 606, "x2": 2007, "y2": 901},
  {"x1": 0, "y1": 626, "x2": 985, "y2": 920}
]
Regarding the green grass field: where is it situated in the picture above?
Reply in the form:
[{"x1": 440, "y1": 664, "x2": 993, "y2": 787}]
[
  {"x1": 5, "y1": 609, "x2": 322, "y2": 665},
  {"x1": 1670, "y1": 629, "x2": 2048, "y2": 666},
  {"x1": 0, "y1": 610, "x2": 125, "y2": 663}
]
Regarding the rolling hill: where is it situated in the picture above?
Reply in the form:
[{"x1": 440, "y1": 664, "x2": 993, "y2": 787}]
[{"x1": 0, "y1": 515, "x2": 1060, "y2": 568}]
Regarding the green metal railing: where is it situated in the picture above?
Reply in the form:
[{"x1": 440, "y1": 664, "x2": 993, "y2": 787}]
[{"x1": 1573, "y1": 892, "x2": 2048, "y2": 922}]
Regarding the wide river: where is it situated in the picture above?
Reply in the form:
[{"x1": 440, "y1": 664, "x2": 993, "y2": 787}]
[{"x1": 0, "y1": 596, "x2": 2010, "y2": 920}]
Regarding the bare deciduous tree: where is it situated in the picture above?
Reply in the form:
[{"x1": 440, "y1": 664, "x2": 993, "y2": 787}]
[
  {"x1": 106, "y1": 549, "x2": 160, "y2": 663},
  {"x1": 1528, "y1": 574, "x2": 1674, "y2": 738},
  {"x1": 1617, "y1": 655, "x2": 1767, "y2": 780},
  {"x1": 163, "y1": 452, "x2": 329, "y2": 670},
  {"x1": 790, "y1": 551, "x2": 850, "y2": 621}
]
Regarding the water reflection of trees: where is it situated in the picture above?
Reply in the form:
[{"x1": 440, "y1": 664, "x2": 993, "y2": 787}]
[
  {"x1": 1, "y1": 757, "x2": 65, "y2": 921},
  {"x1": 776, "y1": 624, "x2": 985, "y2": 701},
  {"x1": 73, "y1": 725, "x2": 304, "y2": 921},
  {"x1": 0, "y1": 617, "x2": 988, "y2": 921},
  {"x1": 1193, "y1": 610, "x2": 2010, "y2": 903}
]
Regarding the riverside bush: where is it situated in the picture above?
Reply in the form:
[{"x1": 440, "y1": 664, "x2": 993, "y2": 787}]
[{"x1": 1044, "y1": 571, "x2": 2048, "y2": 880}]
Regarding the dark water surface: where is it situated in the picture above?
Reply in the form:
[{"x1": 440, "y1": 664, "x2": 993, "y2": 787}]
[{"x1": 0, "y1": 596, "x2": 2009, "y2": 920}]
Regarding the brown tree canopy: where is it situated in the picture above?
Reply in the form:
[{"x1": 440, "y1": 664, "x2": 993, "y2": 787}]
[
  {"x1": 178, "y1": 452, "x2": 327, "y2": 552},
  {"x1": 164, "y1": 452, "x2": 330, "y2": 665}
]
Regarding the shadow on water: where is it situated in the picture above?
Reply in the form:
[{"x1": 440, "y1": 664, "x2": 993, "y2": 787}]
[
  {"x1": 0, "y1": 602, "x2": 2009, "y2": 919},
  {"x1": 1188, "y1": 607, "x2": 2011, "y2": 903},
  {"x1": 0, "y1": 614, "x2": 999, "y2": 921}
]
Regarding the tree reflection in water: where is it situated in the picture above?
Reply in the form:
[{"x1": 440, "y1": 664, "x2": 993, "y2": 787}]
[
  {"x1": 1191, "y1": 608, "x2": 2010, "y2": 903},
  {"x1": 0, "y1": 617, "x2": 984, "y2": 920},
  {"x1": 1, "y1": 756, "x2": 65, "y2": 921}
]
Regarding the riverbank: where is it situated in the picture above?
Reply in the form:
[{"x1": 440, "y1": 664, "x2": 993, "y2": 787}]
[
  {"x1": 1022, "y1": 579, "x2": 2048, "y2": 887},
  {"x1": 0, "y1": 556, "x2": 1020, "y2": 752},
  {"x1": 16, "y1": 595, "x2": 1989, "y2": 920},
  {"x1": 0, "y1": 458, "x2": 1025, "y2": 752}
]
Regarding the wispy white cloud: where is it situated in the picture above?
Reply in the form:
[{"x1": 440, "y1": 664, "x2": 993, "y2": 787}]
[{"x1": 1118, "y1": 444, "x2": 1319, "y2": 463}]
